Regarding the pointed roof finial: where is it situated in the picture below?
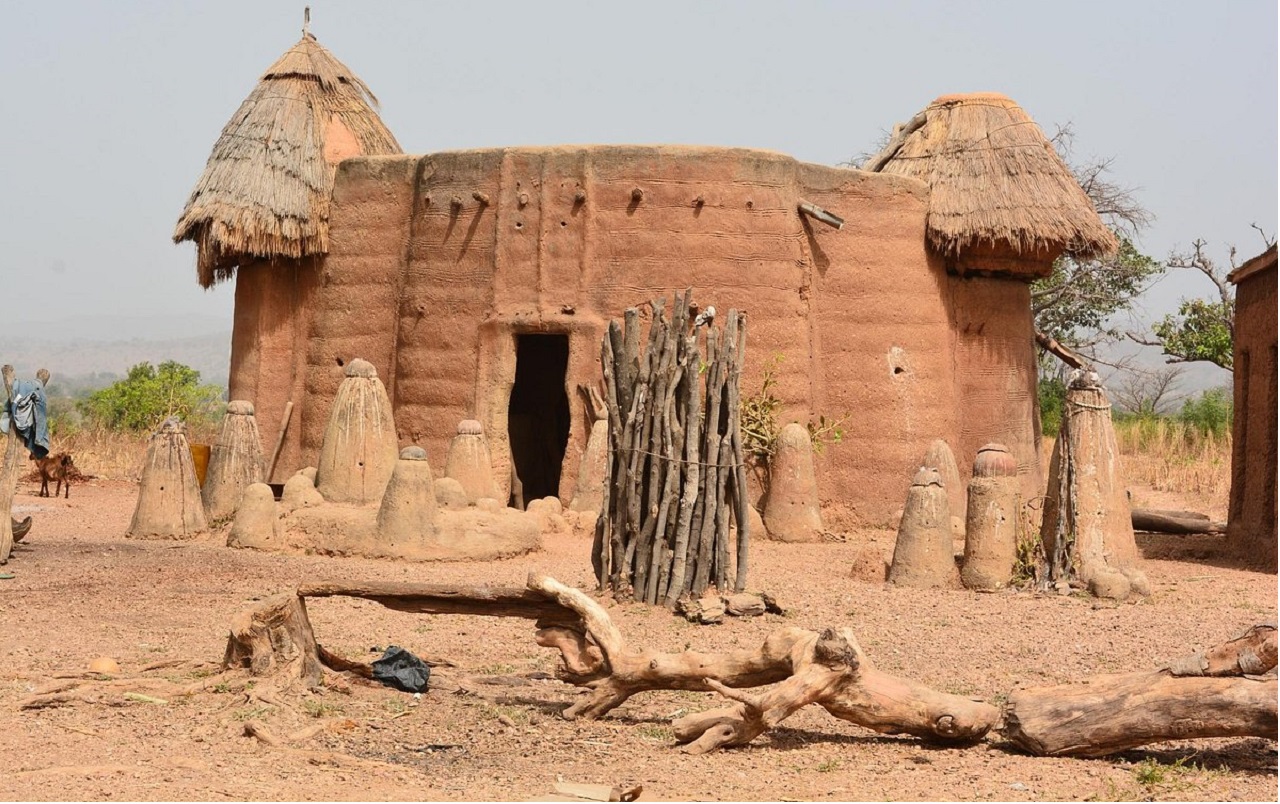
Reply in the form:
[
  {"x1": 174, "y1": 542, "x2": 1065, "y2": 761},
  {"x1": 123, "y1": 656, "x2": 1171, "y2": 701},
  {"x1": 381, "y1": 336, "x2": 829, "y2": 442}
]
[{"x1": 303, "y1": 6, "x2": 311, "y2": 38}]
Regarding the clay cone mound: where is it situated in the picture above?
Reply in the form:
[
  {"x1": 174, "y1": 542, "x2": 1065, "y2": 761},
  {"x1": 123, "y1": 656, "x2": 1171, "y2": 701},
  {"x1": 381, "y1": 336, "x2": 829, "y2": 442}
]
[
  {"x1": 923, "y1": 438, "x2": 965, "y2": 523},
  {"x1": 202, "y1": 400, "x2": 266, "y2": 521},
  {"x1": 888, "y1": 467, "x2": 957, "y2": 588},
  {"x1": 228, "y1": 482, "x2": 282, "y2": 549},
  {"x1": 443, "y1": 420, "x2": 498, "y2": 504},
  {"x1": 315, "y1": 359, "x2": 399, "y2": 504},
  {"x1": 762, "y1": 423, "x2": 823, "y2": 542},
  {"x1": 128, "y1": 418, "x2": 208, "y2": 540},
  {"x1": 376, "y1": 446, "x2": 438, "y2": 550}
]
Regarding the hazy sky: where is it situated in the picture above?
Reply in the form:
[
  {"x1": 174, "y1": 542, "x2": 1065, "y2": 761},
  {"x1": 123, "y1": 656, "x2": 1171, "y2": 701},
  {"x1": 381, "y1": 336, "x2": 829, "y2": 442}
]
[{"x1": 1, "y1": 1, "x2": 1274, "y2": 376}]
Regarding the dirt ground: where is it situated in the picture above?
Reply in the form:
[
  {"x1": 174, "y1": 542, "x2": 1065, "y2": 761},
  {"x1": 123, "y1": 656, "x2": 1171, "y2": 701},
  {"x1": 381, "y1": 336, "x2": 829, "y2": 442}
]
[{"x1": 0, "y1": 478, "x2": 1274, "y2": 802}]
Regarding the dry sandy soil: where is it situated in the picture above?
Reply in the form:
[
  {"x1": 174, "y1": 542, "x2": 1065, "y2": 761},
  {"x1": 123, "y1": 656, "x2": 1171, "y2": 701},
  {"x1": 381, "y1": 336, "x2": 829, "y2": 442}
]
[{"x1": 0, "y1": 477, "x2": 1274, "y2": 802}]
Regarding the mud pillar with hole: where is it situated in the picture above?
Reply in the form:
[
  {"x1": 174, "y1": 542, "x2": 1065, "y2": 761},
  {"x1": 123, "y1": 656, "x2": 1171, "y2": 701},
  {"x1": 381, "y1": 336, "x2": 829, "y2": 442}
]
[
  {"x1": 315, "y1": 359, "x2": 399, "y2": 505},
  {"x1": 127, "y1": 417, "x2": 208, "y2": 540},
  {"x1": 1040, "y1": 370, "x2": 1148, "y2": 600},
  {"x1": 202, "y1": 400, "x2": 266, "y2": 521},
  {"x1": 961, "y1": 443, "x2": 1021, "y2": 590}
]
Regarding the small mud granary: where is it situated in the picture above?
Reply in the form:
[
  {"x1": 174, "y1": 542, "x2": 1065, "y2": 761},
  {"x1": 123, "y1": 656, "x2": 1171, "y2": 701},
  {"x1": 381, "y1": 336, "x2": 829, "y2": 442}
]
[{"x1": 175, "y1": 33, "x2": 1115, "y2": 525}]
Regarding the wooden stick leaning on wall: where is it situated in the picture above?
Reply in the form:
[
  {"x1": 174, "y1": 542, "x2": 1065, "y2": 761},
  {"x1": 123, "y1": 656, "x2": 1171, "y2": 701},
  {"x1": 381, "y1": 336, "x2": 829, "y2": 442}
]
[{"x1": 0, "y1": 364, "x2": 19, "y2": 563}]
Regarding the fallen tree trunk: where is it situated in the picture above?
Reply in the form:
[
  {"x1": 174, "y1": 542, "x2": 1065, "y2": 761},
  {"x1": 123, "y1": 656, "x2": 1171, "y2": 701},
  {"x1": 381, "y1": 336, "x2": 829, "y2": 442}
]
[
  {"x1": 1002, "y1": 625, "x2": 1278, "y2": 757},
  {"x1": 1131, "y1": 508, "x2": 1226, "y2": 534},
  {"x1": 224, "y1": 574, "x2": 997, "y2": 751},
  {"x1": 671, "y1": 628, "x2": 999, "y2": 754}
]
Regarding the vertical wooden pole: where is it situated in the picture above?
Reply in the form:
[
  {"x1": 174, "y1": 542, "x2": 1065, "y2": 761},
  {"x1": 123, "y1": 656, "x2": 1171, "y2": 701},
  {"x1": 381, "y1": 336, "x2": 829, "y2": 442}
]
[{"x1": 0, "y1": 365, "x2": 21, "y2": 564}]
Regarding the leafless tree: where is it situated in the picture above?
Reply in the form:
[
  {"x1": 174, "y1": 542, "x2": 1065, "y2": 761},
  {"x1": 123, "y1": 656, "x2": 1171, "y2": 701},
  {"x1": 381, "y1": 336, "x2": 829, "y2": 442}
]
[{"x1": 1107, "y1": 362, "x2": 1187, "y2": 416}]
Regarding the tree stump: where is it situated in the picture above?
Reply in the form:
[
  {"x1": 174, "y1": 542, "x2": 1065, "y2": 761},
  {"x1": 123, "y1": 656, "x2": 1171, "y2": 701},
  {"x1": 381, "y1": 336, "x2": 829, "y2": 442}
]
[
  {"x1": 223, "y1": 593, "x2": 324, "y2": 688},
  {"x1": 1040, "y1": 370, "x2": 1146, "y2": 598}
]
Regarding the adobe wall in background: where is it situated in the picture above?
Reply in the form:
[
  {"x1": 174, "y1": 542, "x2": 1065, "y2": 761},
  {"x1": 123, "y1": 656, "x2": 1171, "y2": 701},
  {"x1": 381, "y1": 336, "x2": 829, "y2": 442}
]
[
  {"x1": 1229, "y1": 265, "x2": 1277, "y2": 559},
  {"x1": 292, "y1": 145, "x2": 1045, "y2": 525}
]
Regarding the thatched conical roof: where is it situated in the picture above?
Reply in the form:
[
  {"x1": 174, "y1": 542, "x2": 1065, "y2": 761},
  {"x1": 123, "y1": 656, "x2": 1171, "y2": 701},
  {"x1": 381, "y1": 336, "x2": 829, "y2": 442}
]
[
  {"x1": 174, "y1": 33, "x2": 402, "y2": 287},
  {"x1": 865, "y1": 93, "x2": 1116, "y2": 260}
]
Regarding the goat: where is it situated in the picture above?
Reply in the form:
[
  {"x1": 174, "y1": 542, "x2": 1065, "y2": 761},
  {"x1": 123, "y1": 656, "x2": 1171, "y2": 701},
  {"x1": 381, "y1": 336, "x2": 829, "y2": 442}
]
[{"x1": 33, "y1": 452, "x2": 74, "y2": 499}]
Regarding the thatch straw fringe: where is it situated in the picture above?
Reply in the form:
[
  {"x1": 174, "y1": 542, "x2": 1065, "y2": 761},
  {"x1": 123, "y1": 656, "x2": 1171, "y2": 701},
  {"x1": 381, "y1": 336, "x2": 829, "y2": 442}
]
[
  {"x1": 867, "y1": 93, "x2": 1116, "y2": 260},
  {"x1": 174, "y1": 34, "x2": 401, "y2": 287}
]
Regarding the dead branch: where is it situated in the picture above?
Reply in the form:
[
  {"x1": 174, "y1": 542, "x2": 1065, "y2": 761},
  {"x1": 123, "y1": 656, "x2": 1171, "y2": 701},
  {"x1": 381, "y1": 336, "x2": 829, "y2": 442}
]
[
  {"x1": 673, "y1": 628, "x2": 999, "y2": 754},
  {"x1": 1034, "y1": 330, "x2": 1086, "y2": 369},
  {"x1": 225, "y1": 572, "x2": 997, "y2": 757},
  {"x1": 862, "y1": 111, "x2": 928, "y2": 173}
]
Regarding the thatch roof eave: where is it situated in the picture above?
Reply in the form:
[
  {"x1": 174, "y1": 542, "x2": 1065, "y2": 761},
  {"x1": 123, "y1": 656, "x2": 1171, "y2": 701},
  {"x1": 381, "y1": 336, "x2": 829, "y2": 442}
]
[{"x1": 869, "y1": 92, "x2": 1117, "y2": 261}]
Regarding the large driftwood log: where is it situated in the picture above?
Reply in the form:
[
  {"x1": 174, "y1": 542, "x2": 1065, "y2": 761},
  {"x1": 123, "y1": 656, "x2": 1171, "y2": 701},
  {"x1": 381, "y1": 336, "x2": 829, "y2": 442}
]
[
  {"x1": 671, "y1": 627, "x2": 999, "y2": 754},
  {"x1": 1002, "y1": 625, "x2": 1278, "y2": 757},
  {"x1": 224, "y1": 574, "x2": 997, "y2": 752}
]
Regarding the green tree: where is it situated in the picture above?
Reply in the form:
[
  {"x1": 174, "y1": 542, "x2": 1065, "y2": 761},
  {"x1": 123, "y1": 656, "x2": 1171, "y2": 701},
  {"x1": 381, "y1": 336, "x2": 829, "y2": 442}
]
[
  {"x1": 1037, "y1": 375, "x2": 1067, "y2": 436},
  {"x1": 79, "y1": 361, "x2": 223, "y2": 432},
  {"x1": 1129, "y1": 239, "x2": 1237, "y2": 370}
]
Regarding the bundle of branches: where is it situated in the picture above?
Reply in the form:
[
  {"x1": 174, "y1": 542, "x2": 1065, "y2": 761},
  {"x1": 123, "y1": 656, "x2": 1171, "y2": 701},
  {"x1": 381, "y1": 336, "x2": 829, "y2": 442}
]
[{"x1": 594, "y1": 291, "x2": 750, "y2": 605}]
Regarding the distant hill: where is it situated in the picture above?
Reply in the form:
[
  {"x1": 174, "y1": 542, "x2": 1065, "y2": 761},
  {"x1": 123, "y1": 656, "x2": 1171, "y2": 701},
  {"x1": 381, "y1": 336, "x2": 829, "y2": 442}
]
[{"x1": 0, "y1": 330, "x2": 231, "y2": 392}]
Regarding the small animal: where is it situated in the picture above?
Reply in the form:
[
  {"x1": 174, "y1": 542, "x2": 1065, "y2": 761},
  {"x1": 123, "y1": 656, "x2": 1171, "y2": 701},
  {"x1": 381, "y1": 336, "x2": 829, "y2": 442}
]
[{"x1": 33, "y1": 452, "x2": 75, "y2": 499}]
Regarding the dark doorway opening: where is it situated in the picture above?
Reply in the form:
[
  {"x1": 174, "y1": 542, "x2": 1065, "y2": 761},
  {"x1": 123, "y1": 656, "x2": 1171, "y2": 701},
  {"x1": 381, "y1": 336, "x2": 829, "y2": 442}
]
[{"x1": 508, "y1": 334, "x2": 570, "y2": 507}]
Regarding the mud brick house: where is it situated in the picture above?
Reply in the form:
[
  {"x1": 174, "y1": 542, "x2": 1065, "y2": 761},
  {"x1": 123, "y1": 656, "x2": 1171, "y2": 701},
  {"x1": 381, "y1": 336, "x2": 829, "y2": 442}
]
[
  {"x1": 176, "y1": 36, "x2": 1115, "y2": 525},
  {"x1": 1226, "y1": 244, "x2": 1277, "y2": 563}
]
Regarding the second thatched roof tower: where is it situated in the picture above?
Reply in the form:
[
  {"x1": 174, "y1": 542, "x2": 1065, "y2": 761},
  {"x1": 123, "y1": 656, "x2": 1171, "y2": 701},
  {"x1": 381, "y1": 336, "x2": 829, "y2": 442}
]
[
  {"x1": 175, "y1": 29, "x2": 401, "y2": 483},
  {"x1": 864, "y1": 92, "x2": 1116, "y2": 275},
  {"x1": 174, "y1": 31, "x2": 402, "y2": 287}
]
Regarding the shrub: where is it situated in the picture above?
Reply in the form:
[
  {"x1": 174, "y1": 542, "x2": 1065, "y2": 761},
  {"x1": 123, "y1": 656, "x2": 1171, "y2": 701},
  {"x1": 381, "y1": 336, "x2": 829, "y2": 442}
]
[
  {"x1": 79, "y1": 361, "x2": 224, "y2": 433},
  {"x1": 1038, "y1": 376, "x2": 1067, "y2": 436},
  {"x1": 1178, "y1": 386, "x2": 1232, "y2": 438}
]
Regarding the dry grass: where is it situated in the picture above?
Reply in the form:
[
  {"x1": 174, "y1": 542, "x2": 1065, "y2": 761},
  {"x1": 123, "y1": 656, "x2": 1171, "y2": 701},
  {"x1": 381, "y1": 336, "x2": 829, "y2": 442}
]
[
  {"x1": 1113, "y1": 418, "x2": 1231, "y2": 512},
  {"x1": 50, "y1": 422, "x2": 222, "y2": 483}
]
